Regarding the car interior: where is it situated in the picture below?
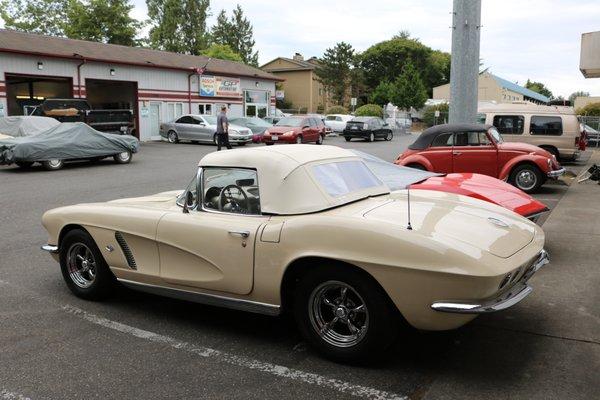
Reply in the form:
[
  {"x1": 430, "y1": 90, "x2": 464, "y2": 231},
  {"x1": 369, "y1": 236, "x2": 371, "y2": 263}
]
[{"x1": 202, "y1": 169, "x2": 261, "y2": 215}]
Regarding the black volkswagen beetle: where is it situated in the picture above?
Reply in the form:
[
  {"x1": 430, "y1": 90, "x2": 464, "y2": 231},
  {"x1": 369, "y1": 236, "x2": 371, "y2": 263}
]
[{"x1": 343, "y1": 117, "x2": 393, "y2": 142}]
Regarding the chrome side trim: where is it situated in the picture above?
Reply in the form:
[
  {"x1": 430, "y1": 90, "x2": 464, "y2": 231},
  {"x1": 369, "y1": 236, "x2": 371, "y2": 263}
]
[
  {"x1": 547, "y1": 167, "x2": 566, "y2": 178},
  {"x1": 41, "y1": 244, "x2": 59, "y2": 254},
  {"x1": 431, "y1": 249, "x2": 548, "y2": 314},
  {"x1": 117, "y1": 278, "x2": 281, "y2": 316}
]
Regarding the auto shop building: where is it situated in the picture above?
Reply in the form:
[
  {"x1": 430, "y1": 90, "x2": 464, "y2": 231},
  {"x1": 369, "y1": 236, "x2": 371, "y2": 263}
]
[{"x1": 0, "y1": 29, "x2": 282, "y2": 140}]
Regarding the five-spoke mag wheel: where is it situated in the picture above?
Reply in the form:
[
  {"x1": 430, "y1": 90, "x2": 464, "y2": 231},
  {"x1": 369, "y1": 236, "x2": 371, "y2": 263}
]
[{"x1": 66, "y1": 243, "x2": 97, "y2": 288}]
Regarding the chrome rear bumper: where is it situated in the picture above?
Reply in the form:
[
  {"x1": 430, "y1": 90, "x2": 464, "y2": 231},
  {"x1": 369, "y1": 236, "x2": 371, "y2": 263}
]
[
  {"x1": 431, "y1": 250, "x2": 549, "y2": 314},
  {"x1": 41, "y1": 244, "x2": 59, "y2": 254}
]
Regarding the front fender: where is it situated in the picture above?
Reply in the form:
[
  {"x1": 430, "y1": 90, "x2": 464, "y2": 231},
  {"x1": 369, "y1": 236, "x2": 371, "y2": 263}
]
[
  {"x1": 498, "y1": 155, "x2": 550, "y2": 180},
  {"x1": 396, "y1": 154, "x2": 433, "y2": 171}
]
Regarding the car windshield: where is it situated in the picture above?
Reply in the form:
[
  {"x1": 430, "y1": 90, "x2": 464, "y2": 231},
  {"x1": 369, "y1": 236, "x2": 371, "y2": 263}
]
[
  {"x1": 276, "y1": 117, "x2": 303, "y2": 127},
  {"x1": 488, "y1": 127, "x2": 503, "y2": 143},
  {"x1": 348, "y1": 150, "x2": 440, "y2": 190},
  {"x1": 202, "y1": 116, "x2": 217, "y2": 125},
  {"x1": 311, "y1": 160, "x2": 383, "y2": 197}
]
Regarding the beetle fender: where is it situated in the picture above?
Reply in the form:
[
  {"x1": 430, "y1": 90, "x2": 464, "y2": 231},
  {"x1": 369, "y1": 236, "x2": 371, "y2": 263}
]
[
  {"x1": 499, "y1": 154, "x2": 550, "y2": 181},
  {"x1": 397, "y1": 154, "x2": 434, "y2": 171}
]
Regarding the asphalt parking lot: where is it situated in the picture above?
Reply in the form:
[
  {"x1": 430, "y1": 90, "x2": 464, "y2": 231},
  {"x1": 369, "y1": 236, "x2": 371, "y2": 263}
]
[{"x1": 0, "y1": 134, "x2": 598, "y2": 400}]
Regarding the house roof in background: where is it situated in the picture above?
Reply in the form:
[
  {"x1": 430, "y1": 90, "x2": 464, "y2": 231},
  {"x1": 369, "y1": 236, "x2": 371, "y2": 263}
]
[
  {"x1": 491, "y1": 73, "x2": 550, "y2": 103},
  {"x1": 0, "y1": 29, "x2": 283, "y2": 81},
  {"x1": 261, "y1": 57, "x2": 319, "y2": 71}
]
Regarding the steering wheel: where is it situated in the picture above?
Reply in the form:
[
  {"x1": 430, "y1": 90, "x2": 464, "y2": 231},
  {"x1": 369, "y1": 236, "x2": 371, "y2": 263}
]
[{"x1": 218, "y1": 184, "x2": 250, "y2": 214}]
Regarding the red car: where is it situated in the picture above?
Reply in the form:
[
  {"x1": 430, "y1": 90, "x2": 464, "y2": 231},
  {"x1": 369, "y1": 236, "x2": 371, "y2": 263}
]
[
  {"x1": 355, "y1": 150, "x2": 548, "y2": 222},
  {"x1": 262, "y1": 116, "x2": 325, "y2": 145},
  {"x1": 396, "y1": 123, "x2": 565, "y2": 193}
]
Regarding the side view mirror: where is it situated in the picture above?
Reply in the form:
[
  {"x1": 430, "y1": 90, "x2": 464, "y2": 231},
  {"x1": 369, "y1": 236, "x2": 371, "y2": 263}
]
[{"x1": 183, "y1": 191, "x2": 195, "y2": 213}]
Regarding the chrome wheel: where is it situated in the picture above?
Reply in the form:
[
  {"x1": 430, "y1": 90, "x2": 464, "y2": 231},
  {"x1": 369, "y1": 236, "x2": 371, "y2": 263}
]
[
  {"x1": 116, "y1": 152, "x2": 130, "y2": 162},
  {"x1": 167, "y1": 131, "x2": 178, "y2": 143},
  {"x1": 309, "y1": 281, "x2": 369, "y2": 348},
  {"x1": 369, "y1": 133, "x2": 375, "y2": 142},
  {"x1": 516, "y1": 169, "x2": 537, "y2": 191},
  {"x1": 66, "y1": 243, "x2": 97, "y2": 289},
  {"x1": 386, "y1": 132, "x2": 393, "y2": 141}
]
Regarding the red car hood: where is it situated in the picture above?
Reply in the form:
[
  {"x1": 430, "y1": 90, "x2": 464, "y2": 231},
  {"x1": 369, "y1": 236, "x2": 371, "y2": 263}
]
[
  {"x1": 410, "y1": 173, "x2": 548, "y2": 218},
  {"x1": 267, "y1": 126, "x2": 300, "y2": 134},
  {"x1": 498, "y1": 142, "x2": 550, "y2": 156}
]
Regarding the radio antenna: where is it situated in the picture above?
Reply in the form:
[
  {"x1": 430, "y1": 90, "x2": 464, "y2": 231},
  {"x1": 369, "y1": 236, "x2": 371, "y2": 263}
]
[{"x1": 406, "y1": 185, "x2": 413, "y2": 230}]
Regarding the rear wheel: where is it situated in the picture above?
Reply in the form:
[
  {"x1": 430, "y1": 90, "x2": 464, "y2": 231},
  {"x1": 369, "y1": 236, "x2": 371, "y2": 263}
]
[
  {"x1": 113, "y1": 151, "x2": 132, "y2": 164},
  {"x1": 345, "y1": 136, "x2": 351, "y2": 142},
  {"x1": 42, "y1": 159, "x2": 64, "y2": 171},
  {"x1": 59, "y1": 229, "x2": 115, "y2": 300},
  {"x1": 385, "y1": 131, "x2": 393, "y2": 141},
  {"x1": 316, "y1": 135, "x2": 324, "y2": 145},
  {"x1": 293, "y1": 265, "x2": 399, "y2": 363},
  {"x1": 167, "y1": 130, "x2": 178, "y2": 143},
  {"x1": 368, "y1": 133, "x2": 375, "y2": 142},
  {"x1": 296, "y1": 135, "x2": 303, "y2": 144},
  {"x1": 510, "y1": 164, "x2": 543, "y2": 193},
  {"x1": 16, "y1": 161, "x2": 34, "y2": 168},
  {"x1": 540, "y1": 146, "x2": 559, "y2": 159}
]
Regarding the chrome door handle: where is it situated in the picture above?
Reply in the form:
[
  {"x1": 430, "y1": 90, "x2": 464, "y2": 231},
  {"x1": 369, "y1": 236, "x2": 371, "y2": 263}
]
[
  {"x1": 453, "y1": 151, "x2": 462, "y2": 155},
  {"x1": 228, "y1": 230, "x2": 250, "y2": 238}
]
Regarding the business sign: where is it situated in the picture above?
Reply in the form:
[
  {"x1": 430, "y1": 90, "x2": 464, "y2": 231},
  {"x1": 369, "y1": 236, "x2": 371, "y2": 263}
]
[
  {"x1": 200, "y1": 75, "x2": 241, "y2": 97},
  {"x1": 350, "y1": 97, "x2": 357, "y2": 106},
  {"x1": 275, "y1": 90, "x2": 284, "y2": 100}
]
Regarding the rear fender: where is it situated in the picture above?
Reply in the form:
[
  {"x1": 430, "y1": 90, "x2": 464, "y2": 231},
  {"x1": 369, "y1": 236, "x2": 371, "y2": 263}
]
[{"x1": 397, "y1": 154, "x2": 433, "y2": 171}]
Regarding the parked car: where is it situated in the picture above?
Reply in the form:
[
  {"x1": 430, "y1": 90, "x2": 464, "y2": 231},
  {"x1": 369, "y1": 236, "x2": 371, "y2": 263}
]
[
  {"x1": 324, "y1": 114, "x2": 353, "y2": 132},
  {"x1": 262, "y1": 116, "x2": 325, "y2": 145},
  {"x1": 30, "y1": 98, "x2": 135, "y2": 136},
  {"x1": 479, "y1": 103, "x2": 585, "y2": 160},
  {"x1": 41, "y1": 145, "x2": 548, "y2": 362},
  {"x1": 230, "y1": 117, "x2": 273, "y2": 143},
  {"x1": 262, "y1": 116, "x2": 281, "y2": 125},
  {"x1": 581, "y1": 123, "x2": 599, "y2": 144},
  {"x1": 343, "y1": 117, "x2": 393, "y2": 142},
  {"x1": 352, "y1": 150, "x2": 548, "y2": 223},
  {"x1": 0, "y1": 122, "x2": 138, "y2": 171},
  {"x1": 0, "y1": 116, "x2": 60, "y2": 138},
  {"x1": 396, "y1": 123, "x2": 565, "y2": 193},
  {"x1": 160, "y1": 114, "x2": 252, "y2": 145}
]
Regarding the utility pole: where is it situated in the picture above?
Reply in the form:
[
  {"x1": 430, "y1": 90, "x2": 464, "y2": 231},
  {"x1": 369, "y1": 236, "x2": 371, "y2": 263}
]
[{"x1": 449, "y1": 0, "x2": 482, "y2": 124}]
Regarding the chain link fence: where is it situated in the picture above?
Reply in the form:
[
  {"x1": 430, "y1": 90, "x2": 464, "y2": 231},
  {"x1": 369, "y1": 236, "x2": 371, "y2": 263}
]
[{"x1": 580, "y1": 116, "x2": 600, "y2": 148}]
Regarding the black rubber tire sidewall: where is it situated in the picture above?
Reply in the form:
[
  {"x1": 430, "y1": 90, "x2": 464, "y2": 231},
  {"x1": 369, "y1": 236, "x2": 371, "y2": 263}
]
[
  {"x1": 293, "y1": 266, "x2": 399, "y2": 363},
  {"x1": 510, "y1": 164, "x2": 543, "y2": 193},
  {"x1": 59, "y1": 229, "x2": 115, "y2": 300},
  {"x1": 168, "y1": 131, "x2": 178, "y2": 143},
  {"x1": 345, "y1": 137, "x2": 351, "y2": 142},
  {"x1": 16, "y1": 161, "x2": 34, "y2": 168}
]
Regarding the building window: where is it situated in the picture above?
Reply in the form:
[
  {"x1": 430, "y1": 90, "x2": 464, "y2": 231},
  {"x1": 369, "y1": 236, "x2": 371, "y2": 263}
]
[
  {"x1": 493, "y1": 115, "x2": 524, "y2": 134},
  {"x1": 198, "y1": 103, "x2": 212, "y2": 115},
  {"x1": 530, "y1": 116, "x2": 563, "y2": 136},
  {"x1": 166, "y1": 102, "x2": 183, "y2": 121},
  {"x1": 244, "y1": 90, "x2": 269, "y2": 117}
]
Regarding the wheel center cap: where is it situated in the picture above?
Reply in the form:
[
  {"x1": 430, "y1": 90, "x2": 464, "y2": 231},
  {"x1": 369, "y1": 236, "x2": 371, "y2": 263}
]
[{"x1": 335, "y1": 306, "x2": 347, "y2": 318}]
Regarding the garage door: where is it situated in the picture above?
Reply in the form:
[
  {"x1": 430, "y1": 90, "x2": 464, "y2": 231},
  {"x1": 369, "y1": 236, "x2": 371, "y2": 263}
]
[
  {"x1": 5, "y1": 74, "x2": 72, "y2": 116},
  {"x1": 86, "y1": 79, "x2": 139, "y2": 138}
]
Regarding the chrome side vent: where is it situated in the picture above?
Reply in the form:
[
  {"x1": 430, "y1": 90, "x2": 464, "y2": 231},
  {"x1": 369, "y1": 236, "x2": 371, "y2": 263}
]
[{"x1": 115, "y1": 231, "x2": 137, "y2": 270}]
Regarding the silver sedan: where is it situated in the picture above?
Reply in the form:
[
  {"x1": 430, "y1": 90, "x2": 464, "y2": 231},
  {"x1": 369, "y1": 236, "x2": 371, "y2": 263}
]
[{"x1": 160, "y1": 114, "x2": 253, "y2": 145}]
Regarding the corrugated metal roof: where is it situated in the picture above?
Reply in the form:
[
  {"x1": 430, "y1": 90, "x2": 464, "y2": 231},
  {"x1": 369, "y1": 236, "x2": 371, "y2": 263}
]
[
  {"x1": 0, "y1": 29, "x2": 282, "y2": 81},
  {"x1": 491, "y1": 74, "x2": 550, "y2": 103}
]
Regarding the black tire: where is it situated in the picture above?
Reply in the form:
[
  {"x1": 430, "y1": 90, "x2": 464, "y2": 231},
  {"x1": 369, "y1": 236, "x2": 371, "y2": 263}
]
[
  {"x1": 16, "y1": 161, "x2": 34, "y2": 168},
  {"x1": 293, "y1": 265, "x2": 399, "y2": 363},
  {"x1": 385, "y1": 131, "x2": 393, "y2": 141},
  {"x1": 113, "y1": 151, "x2": 132, "y2": 164},
  {"x1": 540, "y1": 146, "x2": 559, "y2": 159},
  {"x1": 167, "y1": 130, "x2": 179, "y2": 143},
  {"x1": 509, "y1": 164, "x2": 544, "y2": 193},
  {"x1": 407, "y1": 163, "x2": 426, "y2": 171},
  {"x1": 41, "y1": 159, "x2": 64, "y2": 171},
  {"x1": 213, "y1": 134, "x2": 218, "y2": 145},
  {"x1": 344, "y1": 136, "x2": 351, "y2": 142},
  {"x1": 238, "y1": 142, "x2": 246, "y2": 146},
  {"x1": 59, "y1": 229, "x2": 116, "y2": 300},
  {"x1": 316, "y1": 135, "x2": 324, "y2": 145},
  {"x1": 265, "y1": 142, "x2": 274, "y2": 146}
]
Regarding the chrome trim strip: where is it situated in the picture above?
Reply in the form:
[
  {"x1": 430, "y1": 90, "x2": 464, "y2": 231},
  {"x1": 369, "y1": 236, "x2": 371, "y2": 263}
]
[
  {"x1": 547, "y1": 167, "x2": 566, "y2": 178},
  {"x1": 117, "y1": 278, "x2": 281, "y2": 316},
  {"x1": 431, "y1": 249, "x2": 548, "y2": 314},
  {"x1": 41, "y1": 244, "x2": 59, "y2": 253}
]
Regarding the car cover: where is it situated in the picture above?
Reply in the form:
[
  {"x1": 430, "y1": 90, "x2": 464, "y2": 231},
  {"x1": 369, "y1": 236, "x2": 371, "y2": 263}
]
[
  {"x1": 0, "y1": 116, "x2": 60, "y2": 137},
  {"x1": 0, "y1": 122, "x2": 139, "y2": 165}
]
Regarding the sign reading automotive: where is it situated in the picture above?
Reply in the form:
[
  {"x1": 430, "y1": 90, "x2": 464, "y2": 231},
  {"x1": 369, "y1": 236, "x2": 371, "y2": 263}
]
[{"x1": 200, "y1": 76, "x2": 241, "y2": 97}]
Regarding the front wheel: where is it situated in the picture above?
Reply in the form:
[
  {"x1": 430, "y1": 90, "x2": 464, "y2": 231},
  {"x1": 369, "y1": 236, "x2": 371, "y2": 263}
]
[
  {"x1": 385, "y1": 131, "x2": 393, "y2": 141},
  {"x1": 113, "y1": 151, "x2": 132, "y2": 164},
  {"x1": 59, "y1": 229, "x2": 116, "y2": 300},
  {"x1": 295, "y1": 135, "x2": 303, "y2": 144},
  {"x1": 368, "y1": 133, "x2": 375, "y2": 142},
  {"x1": 42, "y1": 159, "x2": 64, "y2": 171},
  {"x1": 510, "y1": 164, "x2": 544, "y2": 193},
  {"x1": 316, "y1": 135, "x2": 324, "y2": 145},
  {"x1": 344, "y1": 136, "x2": 351, "y2": 142},
  {"x1": 293, "y1": 266, "x2": 399, "y2": 363}
]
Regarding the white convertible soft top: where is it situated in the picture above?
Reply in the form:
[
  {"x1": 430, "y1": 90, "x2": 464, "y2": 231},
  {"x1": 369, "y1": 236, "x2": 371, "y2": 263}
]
[{"x1": 199, "y1": 145, "x2": 390, "y2": 214}]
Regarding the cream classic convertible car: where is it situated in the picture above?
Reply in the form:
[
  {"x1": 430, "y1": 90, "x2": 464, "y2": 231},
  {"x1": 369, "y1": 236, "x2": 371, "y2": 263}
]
[{"x1": 41, "y1": 145, "x2": 548, "y2": 361}]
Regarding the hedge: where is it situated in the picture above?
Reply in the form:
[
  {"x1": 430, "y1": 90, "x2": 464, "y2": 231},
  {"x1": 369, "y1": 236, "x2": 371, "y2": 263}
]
[{"x1": 354, "y1": 104, "x2": 383, "y2": 117}]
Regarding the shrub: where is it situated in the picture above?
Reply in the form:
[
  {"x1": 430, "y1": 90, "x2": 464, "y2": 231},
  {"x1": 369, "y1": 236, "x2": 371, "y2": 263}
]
[
  {"x1": 576, "y1": 102, "x2": 600, "y2": 116},
  {"x1": 326, "y1": 105, "x2": 349, "y2": 114},
  {"x1": 354, "y1": 104, "x2": 383, "y2": 117},
  {"x1": 422, "y1": 103, "x2": 449, "y2": 127}
]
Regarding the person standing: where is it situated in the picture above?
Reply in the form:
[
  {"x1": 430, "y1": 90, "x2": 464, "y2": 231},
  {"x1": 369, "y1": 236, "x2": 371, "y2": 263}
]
[{"x1": 216, "y1": 105, "x2": 232, "y2": 151}]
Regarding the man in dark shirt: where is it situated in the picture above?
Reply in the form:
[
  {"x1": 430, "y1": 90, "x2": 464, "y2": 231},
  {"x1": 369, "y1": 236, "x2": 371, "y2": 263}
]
[{"x1": 216, "y1": 106, "x2": 232, "y2": 151}]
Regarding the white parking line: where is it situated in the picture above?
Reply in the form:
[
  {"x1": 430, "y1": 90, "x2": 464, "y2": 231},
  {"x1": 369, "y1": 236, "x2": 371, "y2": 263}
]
[
  {"x1": 0, "y1": 390, "x2": 31, "y2": 400},
  {"x1": 63, "y1": 305, "x2": 406, "y2": 400}
]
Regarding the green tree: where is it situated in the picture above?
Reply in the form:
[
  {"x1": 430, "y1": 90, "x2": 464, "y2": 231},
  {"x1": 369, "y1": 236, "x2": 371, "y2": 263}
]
[
  {"x1": 354, "y1": 104, "x2": 383, "y2": 117},
  {"x1": 370, "y1": 81, "x2": 394, "y2": 106},
  {"x1": 211, "y1": 5, "x2": 258, "y2": 66},
  {"x1": 569, "y1": 91, "x2": 590, "y2": 104},
  {"x1": 201, "y1": 43, "x2": 242, "y2": 62},
  {"x1": 360, "y1": 36, "x2": 450, "y2": 96},
  {"x1": 147, "y1": 0, "x2": 210, "y2": 54},
  {"x1": 0, "y1": 0, "x2": 68, "y2": 36},
  {"x1": 390, "y1": 61, "x2": 427, "y2": 110},
  {"x1": 65, "y1": 0, "x2": 142, "y2": 46},
  {"x1": 326, "y1": 105, "x2": 349, "y2": 114},
  {"x1": 576, "y1": 102, "x2": 600, "y2": 116},
  {"x1": 315, "y1": 42, "x2": 356, "y2": 106},
  {"x1": 525, "y1": 79, "x2": 553, "y2": 99},
  {"x1": 422, "y1": 103, "x2": 449, "y2": 126}
]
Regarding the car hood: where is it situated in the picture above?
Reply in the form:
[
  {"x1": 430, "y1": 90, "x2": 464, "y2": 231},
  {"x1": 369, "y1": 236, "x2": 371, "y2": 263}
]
[
  {"x1": 362, "y1": 190, "x2": 537, "y2": 258},
  {"x1": 410, "y1": 173, "x2": 548, "y2": 217},
  {"x1": 267, "y1": 126, "x2": 300, "y2": 134},
  {"x1": 228, "y1": 124, "x2": 252, "y2": 135},
  {"x1": 498, "y1": 142, "x2": 550, "y2": 156},
  {"x1": 107, "y1": 190, "x2": 181, "y2": 209}
]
